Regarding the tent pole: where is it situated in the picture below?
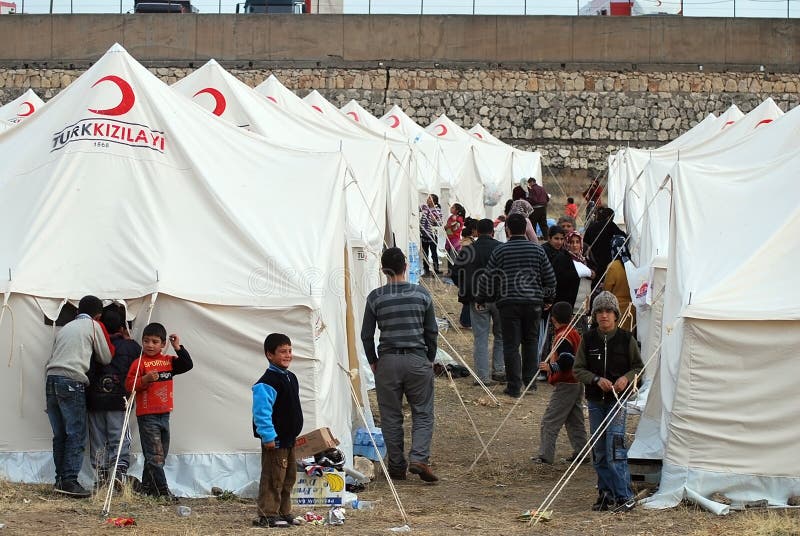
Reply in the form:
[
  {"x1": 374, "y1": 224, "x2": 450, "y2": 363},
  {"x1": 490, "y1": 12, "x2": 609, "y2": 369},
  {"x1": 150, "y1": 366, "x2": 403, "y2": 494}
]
[{"x1": 343, "y1": 247, "x2": 362, "y2": 400}]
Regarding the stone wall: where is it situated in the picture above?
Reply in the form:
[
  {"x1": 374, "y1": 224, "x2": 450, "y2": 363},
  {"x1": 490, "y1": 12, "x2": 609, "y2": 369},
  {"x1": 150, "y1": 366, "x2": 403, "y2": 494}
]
[{"x1": 3, "y1": 66, "x2": 799, "y2": 172}]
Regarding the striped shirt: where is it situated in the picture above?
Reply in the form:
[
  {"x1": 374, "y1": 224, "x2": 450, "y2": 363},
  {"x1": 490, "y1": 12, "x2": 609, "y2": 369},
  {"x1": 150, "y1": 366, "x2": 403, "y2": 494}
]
[
  {"x1": 477, "y1": 236, "x2": 556, "y2": 307},
  {"x1": 419, "y1": 205, "x2": 442, "y2": 241},
  {"x1": 361, "y1": 282, "x2": 438, "y2": 364}
]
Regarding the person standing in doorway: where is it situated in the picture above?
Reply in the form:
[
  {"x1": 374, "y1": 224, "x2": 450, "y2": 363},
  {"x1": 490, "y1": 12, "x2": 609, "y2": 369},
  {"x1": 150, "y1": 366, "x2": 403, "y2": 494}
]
[{"x1": 527, "y1": 177, "x2": 550, "y2": 240}]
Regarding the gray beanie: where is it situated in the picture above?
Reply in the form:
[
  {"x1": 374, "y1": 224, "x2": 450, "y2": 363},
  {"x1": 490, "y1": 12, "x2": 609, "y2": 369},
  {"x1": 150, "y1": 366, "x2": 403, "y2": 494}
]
[{"x1": 591, "y1": 291, "x2": 620, "y2": 320}]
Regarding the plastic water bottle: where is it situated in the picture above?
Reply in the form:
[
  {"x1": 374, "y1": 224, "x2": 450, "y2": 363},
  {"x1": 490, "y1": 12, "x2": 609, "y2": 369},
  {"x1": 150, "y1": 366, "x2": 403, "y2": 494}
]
[
  {"x1": 351, "y1": 499, "x2": 375, "y2": 510},
  {"x1": 176, "y1": 505, "x2": 191, "y2": 517},
  {"x1": 408, "y1": 242, "x2": 420, "y2": 284}
]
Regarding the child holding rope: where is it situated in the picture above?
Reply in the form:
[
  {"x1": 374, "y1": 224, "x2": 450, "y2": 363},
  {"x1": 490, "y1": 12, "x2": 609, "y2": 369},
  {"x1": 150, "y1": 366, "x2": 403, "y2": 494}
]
[
  {"x1": 533, "y1": 302, "x2": 586, "y2": 465},
  {"x1": 573, "y1": 292, "x2": 642, "y2": 513}
]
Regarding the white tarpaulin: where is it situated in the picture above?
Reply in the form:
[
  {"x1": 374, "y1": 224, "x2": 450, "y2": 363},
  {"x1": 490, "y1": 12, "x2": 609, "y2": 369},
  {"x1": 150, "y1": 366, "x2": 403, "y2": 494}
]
[
  {"x1": 0, "y1": 88, "x2": 44, "y2": 125},
  {"x1": 0, "y1": 44, "x2": 354, "y2": 497}
]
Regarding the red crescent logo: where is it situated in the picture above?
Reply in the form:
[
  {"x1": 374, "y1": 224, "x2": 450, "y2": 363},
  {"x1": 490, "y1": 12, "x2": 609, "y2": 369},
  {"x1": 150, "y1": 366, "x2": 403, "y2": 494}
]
[
  {"x1": 311, "y1": 105, "x2": 323, "y2": 113},
  {"x1": 17, "y1": 101, "x2": 35, "y2": 117},
  {"x1": 88, "y1": 75, "x2": 135, "y2": 116},
  {"x1": 473, "y1": 132, "x2": 483, "y2": 139},
  {"x1": 434, "y1": 124, "x2": 448, "y2": 137},
  {"x1": 192, "y1": 87, "x2": 227, "y2": 116},
  {"x1": 346, "y1": 111, "x2": 359, "y2": 122},
  {"x1": 754, "y1": 118, "x2": 773, "y2": 128},
  {"x1": 388, "y1": 114, "x2": 400, "y2": 128},
  {"x1": 721, "y1": 120, "x2": 735, "y2": 130},
  {"x1": 266, "y1": 96, "x2": 278, "y2": 103}
]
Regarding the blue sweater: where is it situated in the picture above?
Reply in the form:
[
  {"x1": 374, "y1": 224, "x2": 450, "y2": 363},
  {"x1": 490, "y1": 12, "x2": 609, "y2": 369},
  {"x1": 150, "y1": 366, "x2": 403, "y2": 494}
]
[{"x1": 252, "y1": 363, "x2": 303, "y2": 447}]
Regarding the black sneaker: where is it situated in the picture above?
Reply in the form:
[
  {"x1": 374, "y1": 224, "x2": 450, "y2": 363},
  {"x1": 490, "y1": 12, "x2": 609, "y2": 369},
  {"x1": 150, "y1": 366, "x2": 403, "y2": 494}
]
[
  {"x1": 612, "y1": 497, "x2": 637, "y2": 513},
  {"x1": 253, "y1": 516, "x2": 290, "y2": 528},
  {"x1": 591, "y1": 492, "x2": 613, "y2": 511},
  {"x1": 491, "y1": 372, "x2": 507, "y2": 383},
  {"x1": 565, "y1": 452, "x2": 589, "y2": 465},
  {"x1": 502, "y1": 387, "x2": 521, "y2": 398},
  {"x1": 530, "y1": 456, "x2": 552, "y2": 465},
  {"x1": 54, "y1": 480, "x2": 91, "y2": 498}
]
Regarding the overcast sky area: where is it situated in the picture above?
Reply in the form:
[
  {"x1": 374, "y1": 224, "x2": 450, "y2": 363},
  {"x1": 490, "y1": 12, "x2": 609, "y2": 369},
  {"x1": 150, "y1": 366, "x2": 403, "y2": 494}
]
[{"x1": 10, "y1": 0, "x2": 799, "y2": 18}]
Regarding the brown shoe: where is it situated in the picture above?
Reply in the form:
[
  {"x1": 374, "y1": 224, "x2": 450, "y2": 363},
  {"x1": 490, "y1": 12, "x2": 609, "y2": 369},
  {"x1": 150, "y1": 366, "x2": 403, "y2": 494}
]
[{"x1": 408, "y1": 462, "x2": 439, "y2": 483}]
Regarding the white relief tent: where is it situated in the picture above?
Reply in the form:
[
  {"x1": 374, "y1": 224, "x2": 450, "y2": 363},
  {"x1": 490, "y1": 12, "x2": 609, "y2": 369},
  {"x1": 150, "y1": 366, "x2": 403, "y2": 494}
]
[
  {"x1": 380, "y1": 104, "x2": 450, "y2": 196},
  {"x1": 641, "y1": 155, "x2": 800, "y2": 512},
  {"x1": 468, "y1": 123, "x2": 543, "y2": 195},
  {"x1": 0, "y1": 88, "x2": 45, "y2": 125},
  {"x1": 631, "y1": 99, "x2": 800, "y2": 463},
  {"x1": 0, "y1": 44, "x2": 353, "y2": 498}
]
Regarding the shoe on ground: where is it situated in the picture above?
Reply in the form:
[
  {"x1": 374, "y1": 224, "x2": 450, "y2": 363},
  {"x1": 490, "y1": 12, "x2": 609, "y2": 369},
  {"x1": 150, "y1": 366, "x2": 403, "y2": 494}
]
[
  {"x1": 491, "y1": 372, "x2": 507, "y2": 383},
  {"x1": 459, "y1": 323, "x2": 472, "y2": 330},
  {"x1": 473, "y1": 379, "x2": 496, "y2": 386},
  {"x1": 54, "y1": 480, "x2": 91, "y2": 498},
  {"x1": 408, "y1": 462, "x2": 439, "y2": 483},
  {"x1": 281, "y1": 514, "x2": 302, "y2": 526},
  {"x1": 565, "y1": 453, "x2": 589, "y2": 464},
  {"x1": 530, "y1": 456, "x2": 552, "y2": 465},
  {"x1": 591, "y1": 492, "x2": 613, "y2": 511},
  {"x1": 612, "y1": 497, "x2": 637, "y2": 513},
  {"x1": 388, "y1": 470, "x2": 407, "y2": 481},
  {"x1": 502, "y1": 387, "x2": 521, "y2": 398},
  {"x1": 253, "y1": 516, "x2": 291, "y2": 528}
]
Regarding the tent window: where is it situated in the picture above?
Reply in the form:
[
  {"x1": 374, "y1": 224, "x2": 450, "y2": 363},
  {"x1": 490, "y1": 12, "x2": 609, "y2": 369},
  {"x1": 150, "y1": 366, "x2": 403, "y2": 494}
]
[{"x1": 44, "y1": 303, "x2": 77, "y2": 327}]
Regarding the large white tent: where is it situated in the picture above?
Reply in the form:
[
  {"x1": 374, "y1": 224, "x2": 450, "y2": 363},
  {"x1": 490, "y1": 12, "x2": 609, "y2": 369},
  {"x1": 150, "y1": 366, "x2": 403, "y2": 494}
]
[
  {"x1": 0, "y1": 88, "x2": 44, "y2": 125},
  {"x1": 468, "y1": 123, "x2": 542, "y2": 189},
  {"x1": 642, "y1": 156, "x2": 800, "y2": 512},
  {"x1": 0, "y1": 119, "x2": 11, "y2": 132},
  {"x1": 0, "y1": 44, "x2": 354, "y2": 497}
]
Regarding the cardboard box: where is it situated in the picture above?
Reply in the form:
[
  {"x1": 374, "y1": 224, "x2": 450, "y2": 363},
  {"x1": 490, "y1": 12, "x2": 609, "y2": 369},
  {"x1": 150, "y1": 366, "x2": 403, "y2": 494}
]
[
  {"x1": 291, "y1": 470, "x2": 345, "y2": 506},
  {"x1": 294, "y1": 427, "x2": 340, "y2": 459}
]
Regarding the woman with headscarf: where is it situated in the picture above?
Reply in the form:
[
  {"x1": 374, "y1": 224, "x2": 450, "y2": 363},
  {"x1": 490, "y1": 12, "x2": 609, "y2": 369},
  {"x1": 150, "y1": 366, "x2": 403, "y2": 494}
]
[
  {"x1": 565, "y1": 231, "x2": 595, "y2": 322},
  {"x1": 508, "y1": 199, "x2": 538, "y2": 242},
  {"x1": 603, "y1": 235, "x2": 636, "y2": 333}
]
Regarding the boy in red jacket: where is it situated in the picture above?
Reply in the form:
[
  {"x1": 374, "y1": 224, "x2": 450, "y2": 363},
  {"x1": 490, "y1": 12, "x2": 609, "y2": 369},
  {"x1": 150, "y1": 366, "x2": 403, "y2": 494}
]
[
  {"x1": 125, "y1": 322, "x2": 192, "y2": 499},
  {"x1": 532, "y1": 302, "x2": 587, "y2": 465}
]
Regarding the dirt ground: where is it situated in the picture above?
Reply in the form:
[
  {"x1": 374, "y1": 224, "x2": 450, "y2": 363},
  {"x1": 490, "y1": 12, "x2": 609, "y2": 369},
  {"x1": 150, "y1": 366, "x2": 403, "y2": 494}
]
[{"x1": 1, "y1": 279, "x2": 798, "y2": 535}]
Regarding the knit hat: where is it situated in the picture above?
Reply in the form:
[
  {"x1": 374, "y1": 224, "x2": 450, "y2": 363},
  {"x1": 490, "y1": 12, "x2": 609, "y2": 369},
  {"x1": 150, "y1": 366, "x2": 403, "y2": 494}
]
[{"x1": 591, "y1": 291, "x2": 620, "y2": 320}]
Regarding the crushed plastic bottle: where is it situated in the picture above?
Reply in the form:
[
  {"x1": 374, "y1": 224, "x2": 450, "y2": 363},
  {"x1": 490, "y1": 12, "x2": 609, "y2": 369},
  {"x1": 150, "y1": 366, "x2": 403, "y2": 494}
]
[
  {"x1": 388, "y1": 524, "x2": 412, "y2": 533},
  {"x1": 351, "y1": 499, "x2": 375, "y2": 510},
  {"x1": 176, "y1": 505, "x2": 191, "y2": 517}
]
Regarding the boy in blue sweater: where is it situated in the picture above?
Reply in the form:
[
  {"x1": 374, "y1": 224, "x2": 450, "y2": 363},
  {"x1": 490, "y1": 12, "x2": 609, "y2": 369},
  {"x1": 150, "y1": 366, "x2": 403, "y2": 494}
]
[{"x1": 252, "y1": 333, "x2": 303, "y2": 528}]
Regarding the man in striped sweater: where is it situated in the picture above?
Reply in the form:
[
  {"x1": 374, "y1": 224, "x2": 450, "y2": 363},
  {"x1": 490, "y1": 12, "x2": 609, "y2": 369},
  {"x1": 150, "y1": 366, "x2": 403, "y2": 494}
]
[
  {"x1": 478, "y1": 213, "x2": 556, "y2": 397},
  {"x1": 361, "y1": 247, "x2": 439, "y2": 483}
]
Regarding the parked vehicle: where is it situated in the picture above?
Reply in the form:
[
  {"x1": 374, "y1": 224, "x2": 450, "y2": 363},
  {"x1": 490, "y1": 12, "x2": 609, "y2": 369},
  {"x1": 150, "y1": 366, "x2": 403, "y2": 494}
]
[
  {"x1": 236, "y1": 0, "x2": 307, "y2": 14},
  {"x1": 134, "y1": 0, "x2": 198, "y2": 13}
]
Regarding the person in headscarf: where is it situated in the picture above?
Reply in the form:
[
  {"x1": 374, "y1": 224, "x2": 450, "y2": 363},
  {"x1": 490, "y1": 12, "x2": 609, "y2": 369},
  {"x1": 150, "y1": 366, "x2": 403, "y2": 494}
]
[
  {"x1": 565, "y1": 231, "x2": 594, "y2": 322},
  {"x1": 509, "y1": 199, "x2": 538, "y2": 242},
  {"x1": 603, "y1": 235, "x2": 635, "y2": 333}
]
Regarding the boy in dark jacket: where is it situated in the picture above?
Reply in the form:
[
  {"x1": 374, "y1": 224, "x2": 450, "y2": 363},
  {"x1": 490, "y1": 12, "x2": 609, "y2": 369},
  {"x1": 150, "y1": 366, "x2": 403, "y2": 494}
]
[
  {"x1": 87, "y1": 307, "x2": 141, "y2": 489},
  {"x1": 574, "y1": 292, "x2": 643, "y2": 513},
  {"x1": 252, "y1": 333, "x2": 303, "y2": 528},
  {"x1": 125, "y1": 323, "x2": 193, "y2": 500}
]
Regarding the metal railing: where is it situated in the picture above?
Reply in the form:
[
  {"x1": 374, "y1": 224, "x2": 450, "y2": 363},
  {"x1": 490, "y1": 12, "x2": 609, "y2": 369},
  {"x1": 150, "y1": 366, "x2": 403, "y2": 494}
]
[{"x1": 4, "y1": 0, "x2": 799, "y2": 17}]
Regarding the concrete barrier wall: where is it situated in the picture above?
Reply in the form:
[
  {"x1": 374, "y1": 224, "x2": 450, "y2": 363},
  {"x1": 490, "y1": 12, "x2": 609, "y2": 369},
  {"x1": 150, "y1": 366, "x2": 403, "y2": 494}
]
[{"x1": 1, "y1": 14, "x2": 800, "y2": 68}]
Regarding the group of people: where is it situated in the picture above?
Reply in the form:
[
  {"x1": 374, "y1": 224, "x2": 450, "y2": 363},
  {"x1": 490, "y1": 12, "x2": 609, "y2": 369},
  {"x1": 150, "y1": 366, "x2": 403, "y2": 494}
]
[
  {"x1": 43, "y1": 176, "x2": 637, "y2": 526},
  {"x1": 45, "y1": 295, "x2": 192, "y2": 499},
  {"x1": 408, "y1": 176, "x2": 643, "y2": 512}
]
